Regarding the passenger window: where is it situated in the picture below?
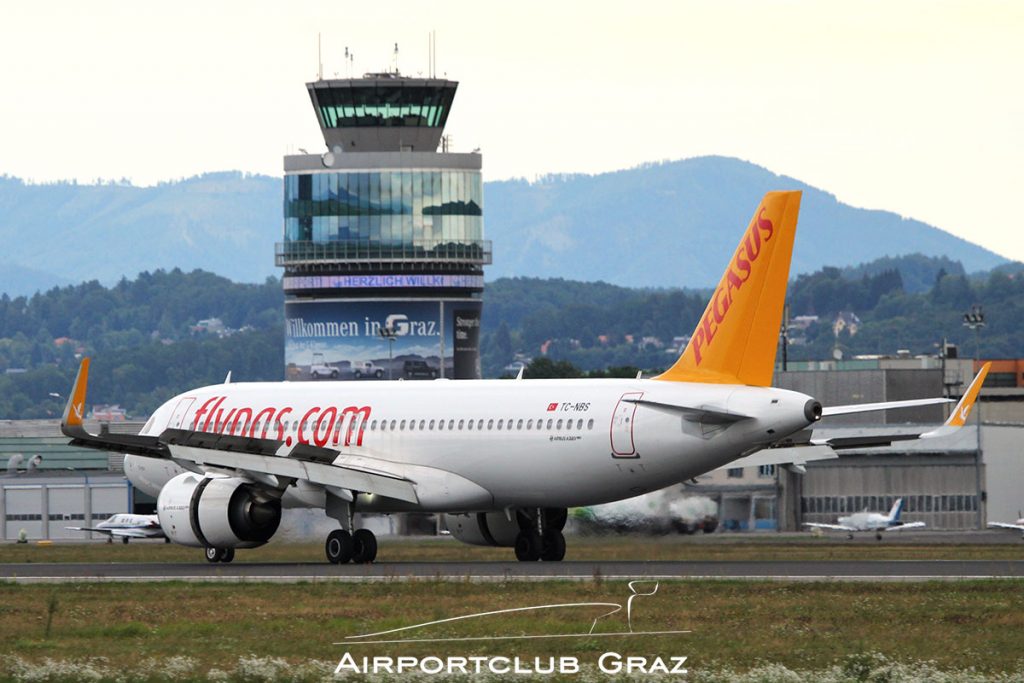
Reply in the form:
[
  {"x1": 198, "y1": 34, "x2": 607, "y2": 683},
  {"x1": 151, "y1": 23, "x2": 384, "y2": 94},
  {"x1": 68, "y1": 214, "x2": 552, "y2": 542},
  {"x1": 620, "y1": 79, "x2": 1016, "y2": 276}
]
[
  {"x1": 458, "y1": 420, "x2": 465, "y2": 430},
  {"x1": 488, "y1": 419, "x2": 495, "y2": 430},
  {"x1": 547, "y1": 419, "x2": 553, "y2": 429},
  {"x1": 556, "y1": 419, "x2": 563, "y2": 429},
  {"x1": 371, "y1": 420, "x2": 378, "y2": 430},
  {"x1": 419, "y1": 420, "x2": 426, "y2": 430},
  {"x1": 390, "y1": 420, "x2": 397, "y2": 430},
  {"x1": 409, "y1": 420, "x2": 415, "y2": 431},
  {"x1": 517, "y1": 419, "x2": 524, "y2": 429},
  {"x1": 400, "y1": 420, "x2": 407, "y2": 430},
  {"x1": 496, "y1": 419, "x2": 503, "y2": 430},
  {"x1": 468, "y1": 420, "x2": 474, "y2": 431},
  {"x1": 527, "y1": 419, "x2": 533, "y2": 429},
  {"x1": 588, "y1": 419, "x2": 594, "y2": 430},
  {"x1": 577, "y1": 419, "x2": 583, "y2": 430},
  {"x1": 448, "y1": 419, "x2": 455, "y2": 430},
  {"x1": 429, "y1": 420, "x2": 435, "y2": 430}
]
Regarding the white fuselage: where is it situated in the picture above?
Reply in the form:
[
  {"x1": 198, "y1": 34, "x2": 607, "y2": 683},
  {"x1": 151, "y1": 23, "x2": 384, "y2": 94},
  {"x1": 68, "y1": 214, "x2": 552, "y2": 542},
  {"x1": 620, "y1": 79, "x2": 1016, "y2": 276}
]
[
  {"x1": 125, "y1": 378, "x2": 816, "y2": 513},
  {"x1": 836, "y1": 512, "x2": 896, "y2": 531}
]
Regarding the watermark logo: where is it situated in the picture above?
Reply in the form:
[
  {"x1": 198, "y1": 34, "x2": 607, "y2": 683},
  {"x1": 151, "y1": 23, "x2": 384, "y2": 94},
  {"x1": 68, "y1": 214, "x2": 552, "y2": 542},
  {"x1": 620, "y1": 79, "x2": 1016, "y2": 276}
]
[{"x1": 334, "y1": 581, "x2": 690, "y2": 676}]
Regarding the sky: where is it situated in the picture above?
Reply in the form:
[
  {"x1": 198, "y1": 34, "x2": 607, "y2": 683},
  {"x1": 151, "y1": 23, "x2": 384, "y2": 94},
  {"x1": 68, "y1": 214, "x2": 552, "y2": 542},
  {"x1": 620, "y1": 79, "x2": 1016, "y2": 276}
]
[{"x1": 1, "y1": 0, "x2": 1021, "y2": 262}]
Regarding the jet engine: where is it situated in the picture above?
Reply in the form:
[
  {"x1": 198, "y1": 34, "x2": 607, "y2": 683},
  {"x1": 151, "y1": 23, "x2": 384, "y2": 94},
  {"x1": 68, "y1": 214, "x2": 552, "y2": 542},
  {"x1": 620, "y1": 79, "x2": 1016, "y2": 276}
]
[
  {"x1": 157, "y1": 472, "x2": 281, "y2": 549},
  {"x1": 442, "y1": 512, "x2": 521, "y2": 547}
]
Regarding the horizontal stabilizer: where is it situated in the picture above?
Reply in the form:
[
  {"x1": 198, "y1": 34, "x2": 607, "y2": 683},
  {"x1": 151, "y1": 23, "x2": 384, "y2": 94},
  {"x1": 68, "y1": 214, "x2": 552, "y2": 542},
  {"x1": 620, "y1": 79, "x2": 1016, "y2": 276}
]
[{"x1": 623, "y1": 397, "x2": 751, "y2": 424}]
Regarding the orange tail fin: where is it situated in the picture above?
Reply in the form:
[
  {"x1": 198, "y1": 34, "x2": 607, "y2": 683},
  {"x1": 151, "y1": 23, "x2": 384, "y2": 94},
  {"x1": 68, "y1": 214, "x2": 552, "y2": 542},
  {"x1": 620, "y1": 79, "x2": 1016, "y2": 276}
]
[{"x1": 655, "y1": 191, "x2": 802, "y2": 386}]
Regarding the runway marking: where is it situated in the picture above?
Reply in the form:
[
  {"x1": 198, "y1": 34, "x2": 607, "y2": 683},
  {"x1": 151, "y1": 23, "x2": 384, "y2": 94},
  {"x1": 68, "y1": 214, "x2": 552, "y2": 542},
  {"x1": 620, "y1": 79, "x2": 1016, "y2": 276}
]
[{"x1": 3, "y1": 575, "x2": 1023, "y2": 584}]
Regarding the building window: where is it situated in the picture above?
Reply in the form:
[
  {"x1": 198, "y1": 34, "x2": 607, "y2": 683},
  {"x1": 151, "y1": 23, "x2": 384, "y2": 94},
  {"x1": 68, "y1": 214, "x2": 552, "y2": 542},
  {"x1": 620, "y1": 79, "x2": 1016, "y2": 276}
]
[
  {"x1": 727, "y1": 468, "x2": 743, "y2": 478},
  {"x1": 757, "y1": 465, "x2": 776, "y2": 477}
]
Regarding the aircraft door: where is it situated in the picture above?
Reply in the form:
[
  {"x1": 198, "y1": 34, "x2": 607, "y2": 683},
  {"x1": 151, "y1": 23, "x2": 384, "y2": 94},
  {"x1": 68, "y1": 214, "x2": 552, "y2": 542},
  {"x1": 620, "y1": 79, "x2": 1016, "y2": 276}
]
[
  {"x1": 166, "y1": 398, "x2": 195, "y2": 430},
  {"x1": 610, "y1": 392, "x2": 642, "y2": 458}
]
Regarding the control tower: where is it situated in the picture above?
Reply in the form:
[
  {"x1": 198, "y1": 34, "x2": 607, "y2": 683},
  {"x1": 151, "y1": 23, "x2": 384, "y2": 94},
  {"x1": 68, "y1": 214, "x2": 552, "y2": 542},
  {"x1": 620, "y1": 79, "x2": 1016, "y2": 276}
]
[{"x1": 278, "y1": 72, "x2": 490, "y2": 381}]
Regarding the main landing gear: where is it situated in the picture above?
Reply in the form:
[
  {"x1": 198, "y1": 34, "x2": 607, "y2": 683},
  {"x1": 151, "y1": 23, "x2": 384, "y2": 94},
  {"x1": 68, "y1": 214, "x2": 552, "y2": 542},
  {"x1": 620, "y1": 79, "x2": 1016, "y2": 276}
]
[
  {"x1": 325, "y1": 528, "x2": 378, "y2": 564},
  {"x1": 205, "y1": 547, "x2": 235, "y2": 563},
  {"x1": 323, "y1": 494, "x2": 377, "y2": 564},
  {"x1": 515, "y1": 508, "x2": 567, "y2": 562}
]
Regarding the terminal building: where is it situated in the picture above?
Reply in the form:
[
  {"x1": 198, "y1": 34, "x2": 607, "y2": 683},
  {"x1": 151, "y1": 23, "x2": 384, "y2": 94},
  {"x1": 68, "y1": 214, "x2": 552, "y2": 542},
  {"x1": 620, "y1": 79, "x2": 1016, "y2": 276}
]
[{"x1": 277, "y1": 72, "x2": 490, "y2": 381}]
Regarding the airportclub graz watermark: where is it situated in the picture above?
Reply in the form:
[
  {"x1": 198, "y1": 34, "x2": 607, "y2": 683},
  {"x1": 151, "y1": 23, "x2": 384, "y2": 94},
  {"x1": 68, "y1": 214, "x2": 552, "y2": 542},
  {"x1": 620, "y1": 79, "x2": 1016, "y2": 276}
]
[{"x1": 333, "y1": 581, "x2": 690, "y2": 677}]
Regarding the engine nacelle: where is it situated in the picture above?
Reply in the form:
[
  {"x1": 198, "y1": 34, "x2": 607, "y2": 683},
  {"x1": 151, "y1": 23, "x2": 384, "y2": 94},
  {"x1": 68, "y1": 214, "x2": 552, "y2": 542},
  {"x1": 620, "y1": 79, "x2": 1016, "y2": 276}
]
[
  {"x1": 442, "y1": 512, "x2": 521, "y2": 547},
  {"x1": 157, "y1": 472, "x2": 281, "y2": 549}
]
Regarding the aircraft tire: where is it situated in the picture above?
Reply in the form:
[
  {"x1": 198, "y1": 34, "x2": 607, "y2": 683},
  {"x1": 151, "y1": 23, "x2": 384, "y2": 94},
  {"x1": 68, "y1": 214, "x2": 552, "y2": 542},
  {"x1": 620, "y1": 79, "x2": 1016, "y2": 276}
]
[
  {"x1": 221, "y1": 548, "x2": 235, "y2": 563},
  {"x1": 326, "y1": 529, "x2": 354, "y2": 564},
  {"x1": 541, "y1": 530, "x2": 566, "y2": 562},
  {"x1": 122, "y1": 536, "x2": 130, "y2": 545},
  {"x1": 352, "y1": 529, "x2": 378, "y2": 564},
  {"x1": 205, "y1": 547, "x2": 225, "y2": 563},
  {"x1": 514, "y1": 531, "x2": 542, "y2": 562}
]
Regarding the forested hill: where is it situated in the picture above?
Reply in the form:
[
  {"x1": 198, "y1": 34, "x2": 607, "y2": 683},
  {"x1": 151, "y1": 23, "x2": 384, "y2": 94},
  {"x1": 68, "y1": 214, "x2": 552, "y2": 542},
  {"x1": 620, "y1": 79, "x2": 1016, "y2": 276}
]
[
  {"x1": 1, "y1": 255, "x2": 1022, "y2": 419},
  {"x1": 0, "y1": 157, "x2": 1011, "y2": 296}
]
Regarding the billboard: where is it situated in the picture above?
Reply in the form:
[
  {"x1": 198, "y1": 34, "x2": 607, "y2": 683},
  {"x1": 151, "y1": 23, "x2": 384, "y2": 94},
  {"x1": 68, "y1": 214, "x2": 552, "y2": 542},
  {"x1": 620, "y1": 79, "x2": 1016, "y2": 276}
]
[{"x1": 285, "y1": 299, "x2": 481, "y2": 381}]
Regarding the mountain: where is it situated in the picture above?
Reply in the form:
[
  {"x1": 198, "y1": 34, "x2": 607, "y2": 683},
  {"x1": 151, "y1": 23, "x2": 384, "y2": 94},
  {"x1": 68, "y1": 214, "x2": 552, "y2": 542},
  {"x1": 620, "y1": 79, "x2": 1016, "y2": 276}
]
[
  {"x1": 0, "y1": 172, "x2": 280, "y2": 290},
  {"x1": 483, "y1": 157, "x2": 1008, "y2": 287},
  {"x1": 0, "y1": 157, "x2": 1010, "y2": 295}
]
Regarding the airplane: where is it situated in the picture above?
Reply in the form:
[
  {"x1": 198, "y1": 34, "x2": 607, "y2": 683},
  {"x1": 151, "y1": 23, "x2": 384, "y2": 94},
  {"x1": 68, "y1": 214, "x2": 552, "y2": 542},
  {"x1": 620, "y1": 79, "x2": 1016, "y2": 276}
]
[
  {"x1": 58, "y1": 191, "x2": 990, "y2": 564},
  {"x1": 66, "y1": 513, "x2": 167, "y2": 544},
  {"x1": 803, "y1": 497, "x2": 926, "y2": 540},
  {"x1": 987, "y1": 515, "x2": 1024, "y2": 538}
]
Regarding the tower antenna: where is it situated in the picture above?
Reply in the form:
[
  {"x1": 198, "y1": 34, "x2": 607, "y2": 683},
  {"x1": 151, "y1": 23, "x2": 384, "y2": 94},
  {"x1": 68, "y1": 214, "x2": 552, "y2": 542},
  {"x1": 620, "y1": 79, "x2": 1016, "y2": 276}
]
[{"x1": 317, "y1": 33, "x2": 323, "y2": 80}]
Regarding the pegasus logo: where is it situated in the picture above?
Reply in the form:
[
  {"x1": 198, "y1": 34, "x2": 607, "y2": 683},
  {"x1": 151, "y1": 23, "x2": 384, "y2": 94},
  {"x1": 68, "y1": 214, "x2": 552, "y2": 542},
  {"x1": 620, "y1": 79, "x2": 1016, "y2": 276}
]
[
  {"x1": 690, "y1": 207, "x2": 775, "y2": 365},
  {"x1": 960, "y1": 404, "x2": 971, "y2": 422},
  {"x1": 72, "y1": 402, "x2": 83, "y2": 421}
]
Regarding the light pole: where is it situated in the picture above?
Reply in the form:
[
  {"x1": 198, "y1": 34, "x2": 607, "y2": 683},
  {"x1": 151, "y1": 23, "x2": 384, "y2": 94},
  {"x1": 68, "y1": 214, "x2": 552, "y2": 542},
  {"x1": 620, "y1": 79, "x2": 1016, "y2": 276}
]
[
  {"x1": 962, "y1": 304, "x2": 985, "y2": 530},
  {"x1": 379, "y1": 325, "x2": 397, "y2": 380},
  {"x1": 962, "y1": 305, "x2": 985, "y2": 362}
]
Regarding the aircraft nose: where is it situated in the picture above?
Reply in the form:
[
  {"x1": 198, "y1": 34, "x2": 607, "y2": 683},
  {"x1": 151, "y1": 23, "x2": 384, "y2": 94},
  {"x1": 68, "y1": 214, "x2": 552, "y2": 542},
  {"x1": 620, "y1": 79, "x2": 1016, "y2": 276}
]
[{"x1": 804, "y1": 399, "x2": 823, "y2": 423}]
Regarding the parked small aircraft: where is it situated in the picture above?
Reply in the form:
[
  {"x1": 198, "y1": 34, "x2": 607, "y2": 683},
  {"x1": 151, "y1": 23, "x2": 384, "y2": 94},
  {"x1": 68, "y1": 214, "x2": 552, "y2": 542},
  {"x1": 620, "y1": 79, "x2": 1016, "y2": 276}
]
[
  {"x1": 66, "y1": 513, "x2": 167, "y2": 543},
  {"x1": 804, "y1": 498, "x2": 925, "y2": 540}
]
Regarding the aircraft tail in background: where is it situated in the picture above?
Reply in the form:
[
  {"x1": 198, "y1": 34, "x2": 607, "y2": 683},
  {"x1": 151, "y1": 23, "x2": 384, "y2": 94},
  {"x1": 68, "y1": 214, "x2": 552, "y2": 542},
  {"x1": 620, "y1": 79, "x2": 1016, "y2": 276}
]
[{"x1": 887, "y1": 498, "x2": 905, "y2": 523}]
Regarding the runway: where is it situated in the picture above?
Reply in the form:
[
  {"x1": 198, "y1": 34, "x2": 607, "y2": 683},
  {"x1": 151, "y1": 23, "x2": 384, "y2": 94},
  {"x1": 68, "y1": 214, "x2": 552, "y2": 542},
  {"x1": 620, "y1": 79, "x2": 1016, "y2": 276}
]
[{"x1": 4, "y1": 559, "x2": 1024, "y2": 583}]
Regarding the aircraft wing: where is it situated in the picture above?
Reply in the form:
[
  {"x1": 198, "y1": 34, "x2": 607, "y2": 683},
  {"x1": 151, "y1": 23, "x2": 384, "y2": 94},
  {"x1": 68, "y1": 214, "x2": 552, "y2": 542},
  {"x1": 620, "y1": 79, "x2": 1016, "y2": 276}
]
[
  {"x1": 65, "y1": 526, "x2": 115, "y2": 535},
  {"x1": 803, "y1": 522, "x2": 856, "y2": 532},
  {"x1": 60, "y1": 359, "x2": 419, "y2": 505},
  {"x1": 715, "y1": 445, "x2": 837, "y2": 472},
  {"x1": 813, "y1": 364, "x2": 990, "y2": 449},
  {"x1": 884, "y1": 522, "x2": 926, "y2": 531},
  {"x1": 988, "y1": 522, "x2": 1024, "y2": 531}
]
